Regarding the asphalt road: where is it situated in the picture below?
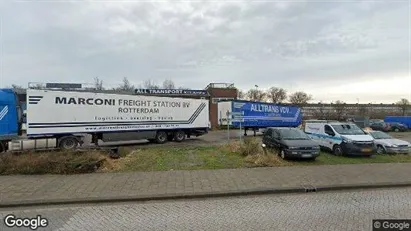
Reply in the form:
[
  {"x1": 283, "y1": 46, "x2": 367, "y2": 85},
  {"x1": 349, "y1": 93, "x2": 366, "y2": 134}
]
[{"x1": 1, "y1": 187, "x2": 411, "y2": 231}]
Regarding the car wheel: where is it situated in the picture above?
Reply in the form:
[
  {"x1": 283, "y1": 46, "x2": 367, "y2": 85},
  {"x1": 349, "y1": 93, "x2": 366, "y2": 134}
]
[
  {"x1": 280, "y1": 150, "x2": 286, "y2": 159},
  {"x1": 376, "y1": 145, "x2": 386, "y2": 154},
  {"x1": 333, "y1": 145, "x2": 343, "y2": 156},
  {"x1": 394, "y1": 128, "x2": 400, "y2": 132}
]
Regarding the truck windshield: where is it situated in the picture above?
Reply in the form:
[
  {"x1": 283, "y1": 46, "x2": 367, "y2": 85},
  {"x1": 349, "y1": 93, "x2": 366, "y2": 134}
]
[
  {"x1": 331, "y1": 124, "x2": 365, "y2": 135},
  {"x1": 279, "y1": 129, "x2": 310, "y2": 140}
]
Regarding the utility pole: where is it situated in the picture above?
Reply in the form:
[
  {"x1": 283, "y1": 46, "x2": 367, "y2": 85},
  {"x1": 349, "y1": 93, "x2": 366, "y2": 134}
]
[{"x1": 255, "y1": 85, "x2": 258, "y2": 102}]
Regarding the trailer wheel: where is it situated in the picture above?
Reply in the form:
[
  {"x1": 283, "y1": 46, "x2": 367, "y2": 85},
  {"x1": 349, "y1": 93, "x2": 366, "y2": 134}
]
[
  {"x1": 174, "y1": 130, "x2": 186, "y2": 142},
  {"x1": 59, "y1": 136, "x2": 79, "y2": 150},
  {"x1": 155, "y1": 131, "x2": 168, "y2": 144}
]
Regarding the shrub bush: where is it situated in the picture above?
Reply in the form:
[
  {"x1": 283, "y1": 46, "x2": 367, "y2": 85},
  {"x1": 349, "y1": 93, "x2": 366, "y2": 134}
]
[
  {"x1": 0, "y1": 150, "x2": 106, "y2": 175},
  {"x1": 239, "y1": 138, "x2": 262, "y2": 156},
  {"x1": 223, "y1": 140, "x2": 241, "y2": 153}
]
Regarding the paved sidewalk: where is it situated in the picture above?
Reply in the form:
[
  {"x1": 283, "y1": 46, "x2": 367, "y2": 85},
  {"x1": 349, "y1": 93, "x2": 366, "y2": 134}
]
[{"x1": 1, "y1": 163, "x2": 411, "y2": 207}]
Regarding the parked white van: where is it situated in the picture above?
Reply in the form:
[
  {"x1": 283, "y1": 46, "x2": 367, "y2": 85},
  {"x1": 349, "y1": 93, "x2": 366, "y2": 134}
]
[{"x1": 304, "y1": 120, "x2": 376, "y2": 156}]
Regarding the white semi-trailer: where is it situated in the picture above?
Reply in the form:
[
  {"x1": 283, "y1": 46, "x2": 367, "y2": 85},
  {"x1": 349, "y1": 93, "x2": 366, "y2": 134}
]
[{"x1": 0, "y1": 87, "x2": 209, "y2": 152}]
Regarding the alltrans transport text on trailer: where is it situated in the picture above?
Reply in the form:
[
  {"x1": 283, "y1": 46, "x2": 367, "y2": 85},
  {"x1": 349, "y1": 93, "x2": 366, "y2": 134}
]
[
  {"x1": 0, "y1": 86, "x2": 209, "y2": 152},
  {"x1": 217, "y1": 100, "x2": 302, "y2": 136}
]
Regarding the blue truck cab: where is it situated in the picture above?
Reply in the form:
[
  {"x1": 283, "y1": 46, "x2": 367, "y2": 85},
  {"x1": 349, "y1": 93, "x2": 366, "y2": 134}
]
[{"x1": 0, "y1": 89, "x2": 22, "y2": 152}]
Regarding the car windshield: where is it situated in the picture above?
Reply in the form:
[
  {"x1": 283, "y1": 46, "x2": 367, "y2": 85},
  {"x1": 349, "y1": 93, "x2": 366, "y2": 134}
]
[
  {"x1": 371, "y1": 131, "x2": 392, "y2": 139},
  {"x1": 279, "y1": 129, "x2": 310, "y2": 140},
  {"x1": 331, "y1": 124, "x2": 365, "y2": 135}
]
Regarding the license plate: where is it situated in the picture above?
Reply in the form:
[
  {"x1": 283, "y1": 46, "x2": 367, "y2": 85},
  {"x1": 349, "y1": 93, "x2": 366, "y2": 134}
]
[
  {"x1": 302, "y1": 154, "x2": 312, "y2": 158},
  {"x1": 362, "y1": 148, "x2": 372, "y2": 152}
]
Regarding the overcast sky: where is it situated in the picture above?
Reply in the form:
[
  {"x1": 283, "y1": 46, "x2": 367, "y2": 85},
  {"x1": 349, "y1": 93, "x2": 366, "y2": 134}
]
[{"x1": 0, "y1": 0, "x2": 410, "y2": 103}]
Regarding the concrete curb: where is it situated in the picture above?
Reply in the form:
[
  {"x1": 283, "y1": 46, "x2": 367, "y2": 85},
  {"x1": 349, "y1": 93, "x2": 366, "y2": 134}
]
[{"x1": 1, "y1": 182, "x2": 411, "y2": 208}]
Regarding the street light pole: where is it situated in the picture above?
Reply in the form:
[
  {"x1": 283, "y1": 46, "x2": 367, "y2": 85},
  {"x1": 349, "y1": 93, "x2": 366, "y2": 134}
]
[{"x1": 255, "y1": 85, "x2": 258, "y2": 102}]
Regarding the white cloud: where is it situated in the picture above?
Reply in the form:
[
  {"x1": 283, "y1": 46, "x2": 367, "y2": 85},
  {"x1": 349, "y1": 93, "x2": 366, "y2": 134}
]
[{"x1": 0, "y1": 1, "x2": 409, "y2": 103}]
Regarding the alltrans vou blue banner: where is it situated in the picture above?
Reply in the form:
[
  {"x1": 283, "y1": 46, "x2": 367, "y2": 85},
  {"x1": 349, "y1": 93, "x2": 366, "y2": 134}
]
[{"x1": 231, "y1": 101, "x2": 302, "y2": 128}]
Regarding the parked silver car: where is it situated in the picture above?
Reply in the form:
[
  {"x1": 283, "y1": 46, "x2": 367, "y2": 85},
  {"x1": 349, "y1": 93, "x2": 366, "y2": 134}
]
[{"x1": 368, "y1": 131, "x2": 411, "y2": 154}]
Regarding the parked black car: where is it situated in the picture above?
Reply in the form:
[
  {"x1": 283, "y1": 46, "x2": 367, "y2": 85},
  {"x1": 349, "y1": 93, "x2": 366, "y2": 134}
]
[
  {"x1": 262, "y1": 127, "x2": 320, "y2": 160},
  {"x1": 369, "y1": 121, "x2": 391, "y2": 132},
  {"x1": 387, "y1": 122, "x2": 408, "y2": 132}
]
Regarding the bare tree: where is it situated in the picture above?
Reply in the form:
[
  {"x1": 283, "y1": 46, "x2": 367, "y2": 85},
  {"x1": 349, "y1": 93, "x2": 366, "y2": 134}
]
[
  {"x1": 288, "y1": 91, "x2": 312, "y2": 105},
  {"x1": 30, "y1": 83, "x2": 44, "y2": 89},
  {"x1": 162, "y1": 79, "x2": 175, "y2": 89},
  {"x1": 358, "y1": 105, "x2": 368, "y2": 116},
  {"x1": 178, "y1": 87, "x2": 191, "y2": 90},
  {"x1": 117, "y1": 77, "x2": 134, "y2": 91},
  {"x1": 11, "y1": 84, "x2": 24, "y2": 90},
  {"x1": 311, "y1": 102, "x2": 327, "y2": 120},
  {"x1": 332, "y1": 100, "x2": 347, "y2": 120},
  {"x1": 143, "y1": 80, "x2": 160, "y2": 89},
  {"x1": 396, "y1": 98, "x2": 410, "y2": 116},
  {"x1": 267, "y1": 87, "x2": 287, "y2": 103},
  {"x1": 247, "y1": 89, "x2": 266, "y2": 101},
  {"x1": 93, "y1": 77, "x2": 104, "y2": 90},
  {"x1": 237, "y1": 90, "x2": 246, "y2": 99}
]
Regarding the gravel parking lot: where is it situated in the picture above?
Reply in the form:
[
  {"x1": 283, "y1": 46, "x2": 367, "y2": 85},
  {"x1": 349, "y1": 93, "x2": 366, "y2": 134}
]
[
  {"x1": 390, "y1": 132, "x2": 411, "y2": 143},
  {"x1": 89, "y1": 129, "x2": 263, "y2": 148},
  {"x1": 91, "y1": 130, "x2": 411, "y2": 149}
]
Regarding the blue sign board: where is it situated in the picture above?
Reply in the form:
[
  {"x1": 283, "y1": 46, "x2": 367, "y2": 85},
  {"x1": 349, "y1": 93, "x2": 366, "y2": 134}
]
[
  {"x1": 134, "y1": 89, "x2": 208, "y2": 96},
  {"x1": 230, "y1": 101, "x2": 302, "y2": 128}
]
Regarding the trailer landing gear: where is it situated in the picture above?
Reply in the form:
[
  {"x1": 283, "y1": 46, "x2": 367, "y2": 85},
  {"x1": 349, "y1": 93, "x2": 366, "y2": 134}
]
[
  {"x1": 244, "y1": 128, "x2": 257, "y2": 137},
  {"x1": 0, "y1": 141, "x2": 5, "y2": 153},
  {"x1": 91, "y1": 134, "x2": 99, "y2": 146},
  {"x1": 167, "y1": 135, "x2": 174, "y2": 141}
]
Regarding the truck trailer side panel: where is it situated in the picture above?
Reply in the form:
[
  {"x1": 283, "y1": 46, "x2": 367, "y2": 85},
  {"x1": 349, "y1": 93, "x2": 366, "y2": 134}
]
[
  {"x1": 0, "y1": 89, "x2": 20, "y2": 140},
  {"x1": 384, "y1": 116, "x2": 411, "y2": 129},
  {"x1": 26, "y1": 89, "x2": 209, "y2": 136},
  {"x1": 218, "y1": 100, "x2": 302, "y2": 128}
]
